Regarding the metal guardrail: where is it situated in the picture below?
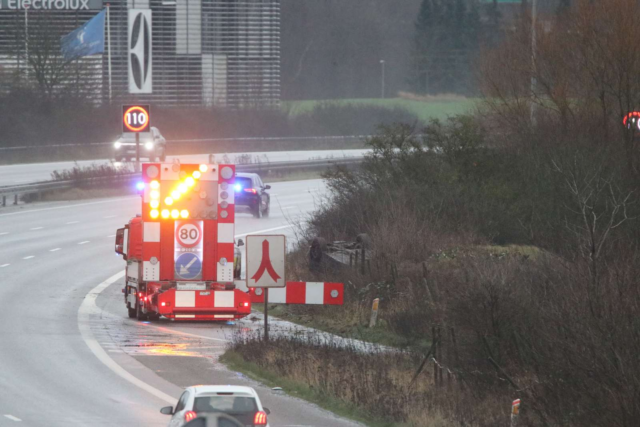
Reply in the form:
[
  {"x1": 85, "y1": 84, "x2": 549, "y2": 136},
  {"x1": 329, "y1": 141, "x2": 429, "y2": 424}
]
[
  {"x1": 0, "y1": 135, "x2": 371, "y2": 151},
  {"x1": 0, "y1": 158, "x2": 364, "y2": 207}
]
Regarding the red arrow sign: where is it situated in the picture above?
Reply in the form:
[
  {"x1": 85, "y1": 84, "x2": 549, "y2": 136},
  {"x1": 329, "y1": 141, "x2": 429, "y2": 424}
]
[{"x1": 251, "y1": 239, "x2": 281, "y2": 283}]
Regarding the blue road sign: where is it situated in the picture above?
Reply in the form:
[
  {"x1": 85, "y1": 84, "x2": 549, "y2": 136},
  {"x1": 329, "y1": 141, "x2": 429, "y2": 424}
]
[{"x1": 175, "y1": 252, "x2": 202, "y2": 280}]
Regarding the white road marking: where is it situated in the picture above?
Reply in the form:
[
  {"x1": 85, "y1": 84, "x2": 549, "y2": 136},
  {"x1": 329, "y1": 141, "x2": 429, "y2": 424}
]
[
  {"x1": 22, "y1": 256, "x2": 34, "y2": 260},
  {"x1": 3, "y1": 415, "x2": 21, "y2": 422},
  {"x1": 30, "y1": 227, "x2": 43, "y2": 230},
  {"x1": 0, "y1": 197, "x2": 137, "y2": 217},
  {"x1": 80, "y1": 225, "x2": 307, "y2": 407},
  {"x1": 78, "y1": 270, "x2": 176, "y2": 404},
  {"x1": 78, "y1": 241, "x2": 90, "y2": 245},
  {"x1": 280, "y1": 206, "x2": 296, "y2": 210},
  {"x1": 66, "y1": 221, "x2": 79, "y2": 224},
  {"x1": 49, "y1": 248, "x2": 62, "y2": 252},
  {"x1": 0, "y1": 264, "x2": 9, "y2": 268}
]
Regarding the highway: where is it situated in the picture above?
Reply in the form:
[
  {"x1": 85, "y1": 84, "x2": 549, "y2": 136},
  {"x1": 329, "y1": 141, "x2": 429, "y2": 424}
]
[
  {"x1": 0, "y1": 179, "x2": 360, "y2": 427},
  {"x1": 0, "y1": 149, "x2": 368, "y2": 185}
]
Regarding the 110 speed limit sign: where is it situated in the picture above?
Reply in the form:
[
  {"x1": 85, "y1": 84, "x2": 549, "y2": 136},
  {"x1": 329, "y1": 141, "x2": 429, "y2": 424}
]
[{"x1": 122, "y1": 105, "x2": 150, "y2": 133}]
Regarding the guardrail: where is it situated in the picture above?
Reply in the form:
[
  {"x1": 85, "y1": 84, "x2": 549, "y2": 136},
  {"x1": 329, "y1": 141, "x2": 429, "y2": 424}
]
[{"x1": 0, "y1": 157, "x2": 364, "y2": 207}]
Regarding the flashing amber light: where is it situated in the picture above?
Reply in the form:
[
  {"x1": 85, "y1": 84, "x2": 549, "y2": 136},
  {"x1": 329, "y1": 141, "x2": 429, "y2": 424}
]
[
  {"x1": 171, "y1": 209, "x2": 180, "y2": 219},
  {"x1": 164, "y1": 197, "x2": 174, "y2": 206},
  {"x1": 178, "y1": 183, "x2": 188, "y2": 194},
  {"x1": 150, "y1": 190, "x2": 160, "y2": 200},
  {"x1": 150, "y1": 209, "x2": 159, "y2": 219},
  {"x1": 171, "y1": 190, "x2": 181, "y2": 200},
  {"x1": 150, "y1": 180, "x2": 160, "y2": 189},
  {"x1": 199, "y1": 164, "x2": 208, "y2": 173},
  {"x1": 192, "y1": 170, "x2": 201, "y2": 179},
  {"x1": 150, "y1": 200, "x2": 159, "y2": 209},
  {"x1": 185, "y1": 177, "x2": 195, "y2": 187},
  {"x1": 180, "y1": 210, "x2": 189, "y2": 219},
  {"x1": 161, "y1": 209, "x2": 170, "y2": 219}
]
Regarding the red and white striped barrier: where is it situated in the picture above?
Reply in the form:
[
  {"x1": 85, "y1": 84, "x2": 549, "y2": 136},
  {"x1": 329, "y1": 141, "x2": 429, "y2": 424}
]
[{"x1": 249, "y1": 282, "x2": 344, "y2": 305}]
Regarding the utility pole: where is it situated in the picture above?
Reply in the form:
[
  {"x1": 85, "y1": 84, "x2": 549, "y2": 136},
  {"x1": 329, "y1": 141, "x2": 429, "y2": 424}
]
[
  {"x1": 380, "y1": 60, "x2": 386, "y2": 99},
  {"x1": 530, "y1": 0, "x2": 537, "y2": 127}
]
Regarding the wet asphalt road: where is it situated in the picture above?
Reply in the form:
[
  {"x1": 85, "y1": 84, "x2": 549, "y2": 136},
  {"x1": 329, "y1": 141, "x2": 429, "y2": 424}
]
[{"x1": 0, "y1": 179, "x2": 361, "y2": 427}]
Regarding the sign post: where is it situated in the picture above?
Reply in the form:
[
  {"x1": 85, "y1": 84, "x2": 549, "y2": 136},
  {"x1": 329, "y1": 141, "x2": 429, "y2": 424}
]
[
  {"x1": 247, "y1": 235, "x2": 286, "y2": 342},
  {"x1": 122, "y1": 104, "x2": 150, "y2": 172}
]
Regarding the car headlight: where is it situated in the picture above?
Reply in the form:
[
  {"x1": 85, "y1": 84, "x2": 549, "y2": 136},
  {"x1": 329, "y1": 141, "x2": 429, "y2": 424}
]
[
  {"x1": 114, "y1": 141, "x2": 122, "y2": 149},
  {"x1": 145, "y1": 141, "x2": 154, "y2": 150}
]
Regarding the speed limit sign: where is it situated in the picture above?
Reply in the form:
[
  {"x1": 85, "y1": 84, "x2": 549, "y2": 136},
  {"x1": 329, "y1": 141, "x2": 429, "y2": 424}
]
[
  {"x1": 175, "y1": 221, "x2": 202, "y2": 248},
  {"x1": 122, "y1": 105, "x2": 150, "y2": 133}
]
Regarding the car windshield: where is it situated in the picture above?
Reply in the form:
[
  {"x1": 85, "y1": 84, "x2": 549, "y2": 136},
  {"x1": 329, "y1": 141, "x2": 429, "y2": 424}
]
[
  {"x1": 194, "y1": 396, "x2": 257, "y2": 415},
  {"x1": 234, "y1": 177, "x2": 253, "y2": 191}
]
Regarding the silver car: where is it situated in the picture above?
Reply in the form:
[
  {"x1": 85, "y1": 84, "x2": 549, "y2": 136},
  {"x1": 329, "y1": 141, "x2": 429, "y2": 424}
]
[
  {"x1": 113, "y1": 126, "x2": 167, "y2": 162},
  {"x1": 161, "y1": 385, "x2": 271, "y2": 427}
]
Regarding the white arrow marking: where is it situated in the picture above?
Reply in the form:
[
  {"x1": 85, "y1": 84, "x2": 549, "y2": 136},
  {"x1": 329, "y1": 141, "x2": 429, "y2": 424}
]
[{"x1": 179, "y1": 256, "x2": 198, "y2": 276}]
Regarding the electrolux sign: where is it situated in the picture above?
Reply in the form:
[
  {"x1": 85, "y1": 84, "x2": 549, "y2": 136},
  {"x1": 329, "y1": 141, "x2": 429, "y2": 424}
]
[{"x1": 0, "y1": 0, "x2": 103, "y2": 9}]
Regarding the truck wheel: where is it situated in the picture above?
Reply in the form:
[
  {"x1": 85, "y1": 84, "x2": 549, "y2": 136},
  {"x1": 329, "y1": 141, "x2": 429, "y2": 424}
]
[
  {"x1": 148, "y1": 313, "x2": 161, "y2": 321},
  {"x1": 127, "y1": 306, "x2": 136, "y2": 319},
  {"x1": 136, "y1": 300, "x2": 148, "y2": 321}
]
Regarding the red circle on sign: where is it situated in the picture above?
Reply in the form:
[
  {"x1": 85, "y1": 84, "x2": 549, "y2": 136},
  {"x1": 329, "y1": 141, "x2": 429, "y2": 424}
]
[
  {"x1": 176, "y1": 222, "x2": 202, "y2": 248},
  {"x1": 123, "y1": 106, "x2": 149, "y2": 132}
]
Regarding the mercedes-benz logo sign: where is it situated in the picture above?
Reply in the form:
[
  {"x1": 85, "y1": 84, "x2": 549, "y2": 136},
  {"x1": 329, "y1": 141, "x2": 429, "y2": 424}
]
[{"x1": 129, "y1": 11, "x2": 151, "y2": 92}]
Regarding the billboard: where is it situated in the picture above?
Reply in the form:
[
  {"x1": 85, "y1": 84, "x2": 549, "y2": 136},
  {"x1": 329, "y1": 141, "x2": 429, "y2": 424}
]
[
  {"x1": 128, "y1": 9, "x2": 152, "y2": 94},
  {"x1": 0, "y1": 0, "x2": 103, "y2": 10}
]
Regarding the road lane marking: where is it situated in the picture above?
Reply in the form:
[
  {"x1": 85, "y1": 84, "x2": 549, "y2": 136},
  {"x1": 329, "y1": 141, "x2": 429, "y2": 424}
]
[
  {"x1": 0, "y1": 264, "x2": 9, "y2": 268},
  {"x1": 0, "y1": 197, "x2": 137, "y2": 217},
  {"x1": 22, "y1": 256, "x2": 34, "y2": 260},
  {"x1": 30, "y1": 227, "x2": 43, "y2": 230},
  {"x1": 66, "y1": 221, "x2": 79, "y2": 224},
  {"x1": 3, "y1": 415, "x2": 21, "y2": 422},
  {"x1": 78, "y1": 241, "x2": 90, "y2": 245},
  {"x1": 49, "y1": 248, "x2": 62, "y2": 252},
  {"x1": 78, "y1": 270, "x2": 176, "y2": 404}
]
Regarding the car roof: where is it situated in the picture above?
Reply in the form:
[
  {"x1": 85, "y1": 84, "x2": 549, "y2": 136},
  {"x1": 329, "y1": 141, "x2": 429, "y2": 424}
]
[{"x1": 190, "y1": 385, "x2": 258, "y2": 397}]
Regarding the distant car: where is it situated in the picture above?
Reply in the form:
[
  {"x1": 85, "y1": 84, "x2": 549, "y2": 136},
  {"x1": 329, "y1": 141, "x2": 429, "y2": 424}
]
[
  {"x1": 160, "y1": 385, "x2": 271, "y2": 427},
  {"x1": 183, "y1": 413, "x2": 244, "y2": 427},
  {"x1": 234, "y1": 173, "x2": 271, "y2": 218},
  {"x1": 113, "y1": 126, "x2": 166, "y2": 162}
]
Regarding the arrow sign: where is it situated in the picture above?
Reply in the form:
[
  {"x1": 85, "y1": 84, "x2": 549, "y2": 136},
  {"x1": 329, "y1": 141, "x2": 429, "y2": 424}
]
[
  {"x1": 175, "y1": 252, "x2": 202, "y2": 280},
  {"x1": 247, "y1": 235, "x2": 285, "y2": 288}
]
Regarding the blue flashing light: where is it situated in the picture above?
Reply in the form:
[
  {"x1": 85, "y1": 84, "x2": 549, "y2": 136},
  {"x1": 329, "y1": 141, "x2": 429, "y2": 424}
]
[
  {"x1": 136, "y1": 182, "x2": 145, "y2": 191},
  {"x1": 234, "y1": 184, "x2": 242, "y2": 192}
]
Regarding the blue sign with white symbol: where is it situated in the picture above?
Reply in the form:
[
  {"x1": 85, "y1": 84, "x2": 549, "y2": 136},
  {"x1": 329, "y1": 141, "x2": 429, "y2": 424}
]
[{"x1": 175, "y1": 252, "x2": 202, "y2": 280}]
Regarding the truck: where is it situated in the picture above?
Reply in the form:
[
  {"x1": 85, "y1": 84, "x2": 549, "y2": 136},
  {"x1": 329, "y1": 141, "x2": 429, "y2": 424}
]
[{"x1": 114, "y1": 162, "x2": 252, "y2": 321}]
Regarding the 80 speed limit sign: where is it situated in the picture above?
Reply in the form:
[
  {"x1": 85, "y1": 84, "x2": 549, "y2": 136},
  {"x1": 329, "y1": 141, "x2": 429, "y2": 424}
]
[{"x1": 175, "y1": 221, "x2": 202, "y2": 248}]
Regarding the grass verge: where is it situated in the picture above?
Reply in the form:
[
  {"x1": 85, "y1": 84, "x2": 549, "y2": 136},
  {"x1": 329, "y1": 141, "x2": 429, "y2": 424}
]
[{"x1": 220, "y1": 350, "x2": 388, "y2": 427}]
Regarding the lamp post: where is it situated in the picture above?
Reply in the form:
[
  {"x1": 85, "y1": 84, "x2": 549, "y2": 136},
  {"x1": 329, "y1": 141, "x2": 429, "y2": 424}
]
[
  {"x1": 530, "y1": 0, "x2": 537, "y2": 127},
  {"x1": 380, "y1": 60, "x2": 386, "y2": 99}
]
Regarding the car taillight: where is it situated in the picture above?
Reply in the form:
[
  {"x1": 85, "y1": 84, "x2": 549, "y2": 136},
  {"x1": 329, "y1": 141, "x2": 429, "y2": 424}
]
[
  {"x1": 184, "y1": 411, "x2": 197, "y2": 422},
  {"x1": 244, "y1": 188, "x2": 257, "y2": 194},
  {"x1": 254, "y1": 411, "x2": 267, "y2": 425}
]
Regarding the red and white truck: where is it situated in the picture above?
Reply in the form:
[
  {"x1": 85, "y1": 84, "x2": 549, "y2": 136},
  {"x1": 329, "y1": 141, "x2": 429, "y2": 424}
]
[
  {"x1": 114, "y1": 161, "x2": 344, "y2": 322},
  {"x1": 115, "y1": 162, "x2": 254, "y2": 321}
]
